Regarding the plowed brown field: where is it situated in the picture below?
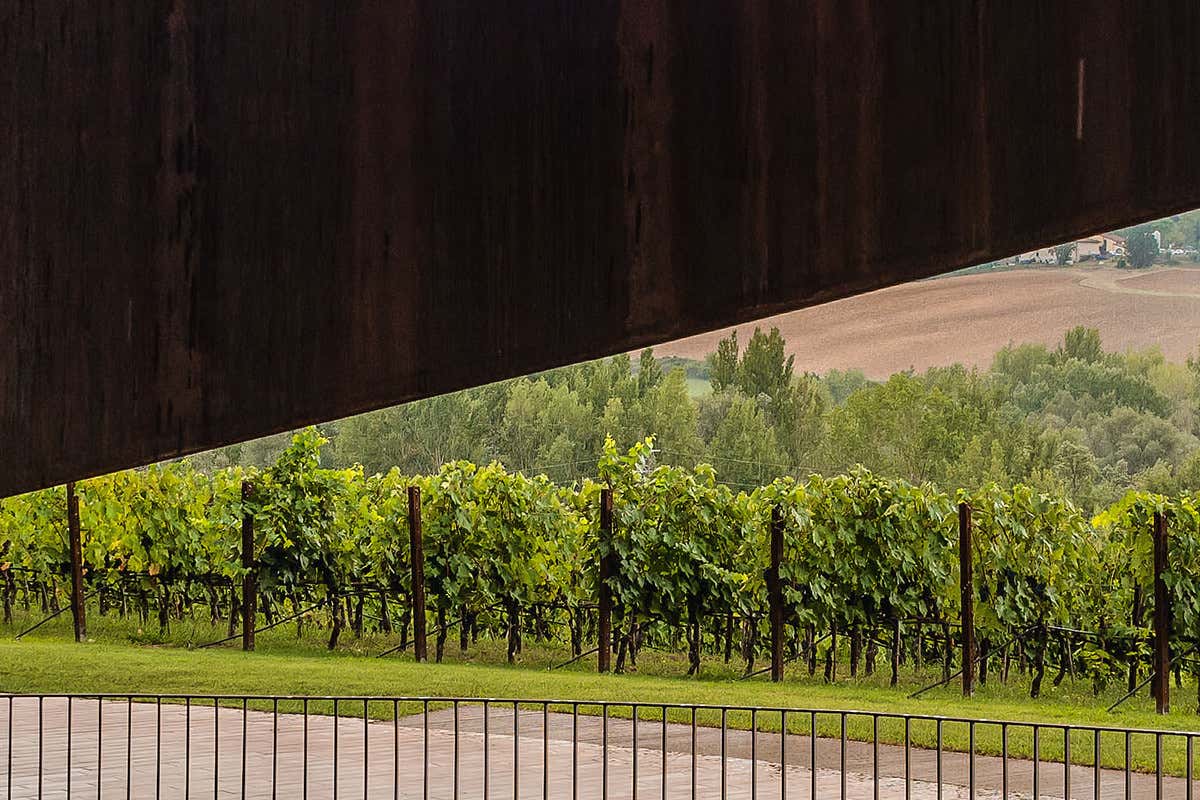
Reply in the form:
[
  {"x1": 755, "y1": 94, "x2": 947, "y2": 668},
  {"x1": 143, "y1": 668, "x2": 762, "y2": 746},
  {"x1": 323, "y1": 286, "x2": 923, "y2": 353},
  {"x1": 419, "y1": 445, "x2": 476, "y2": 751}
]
[{"x1": 658, "y1": 266, "x2": 1200, "y2": 379}]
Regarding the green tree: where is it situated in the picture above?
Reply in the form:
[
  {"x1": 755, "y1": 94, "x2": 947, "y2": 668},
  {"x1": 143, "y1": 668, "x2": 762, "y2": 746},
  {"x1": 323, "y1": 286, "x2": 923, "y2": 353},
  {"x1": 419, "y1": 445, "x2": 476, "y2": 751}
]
[
  {"x1": 1055, "y1": 243, "x2": 1076, "y2": 265},
  {"x1": 1060, "y1": 326, "x2": 1104, "y2": 364},
  {"x1": 708, "y1": 331, "x2": 739, "y2": 392},
  {"x1": 1126, "y1": 229, "x2": 1158, "y2": 268}
]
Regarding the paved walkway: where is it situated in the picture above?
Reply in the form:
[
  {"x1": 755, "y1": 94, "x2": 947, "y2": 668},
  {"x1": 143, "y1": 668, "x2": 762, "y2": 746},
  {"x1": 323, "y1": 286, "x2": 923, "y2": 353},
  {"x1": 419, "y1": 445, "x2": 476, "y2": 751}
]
[{"x1": 0, "y1": 698, "x2": 1189, "y2": 798}]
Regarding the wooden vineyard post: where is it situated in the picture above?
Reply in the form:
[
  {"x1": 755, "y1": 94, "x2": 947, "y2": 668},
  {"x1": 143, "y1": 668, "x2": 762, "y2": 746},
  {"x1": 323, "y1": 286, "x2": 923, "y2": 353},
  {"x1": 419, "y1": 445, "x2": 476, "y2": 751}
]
[
  {"x1": 66, "y1": 481, "x2": 86, "y2": 642},
  {"x1": 959, "y1": 501, "x2": 975, "y2": 697},
  {"x1": 241, "y1": 480, "x2": 257, "y2": 652},
  {"x1": 408, "y1": 486, "x2": 428, "y2": 662},
  {"x1": 598, "y1": 487, "x2": 614, "y2": 673},
  {"x1": 768, "y1": 505, "x2": 785, "y2": 682},
  {"x1": 1153, "y1": 510, "x2": 1170, "y2": 714}
]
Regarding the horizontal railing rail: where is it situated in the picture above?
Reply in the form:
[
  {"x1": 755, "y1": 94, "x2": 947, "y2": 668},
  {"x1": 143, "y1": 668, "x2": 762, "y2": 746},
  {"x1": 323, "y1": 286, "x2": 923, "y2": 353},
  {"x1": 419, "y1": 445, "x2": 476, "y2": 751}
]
[{"x1": 0, "y1": 693, "x2": 1196, "y2": 798}]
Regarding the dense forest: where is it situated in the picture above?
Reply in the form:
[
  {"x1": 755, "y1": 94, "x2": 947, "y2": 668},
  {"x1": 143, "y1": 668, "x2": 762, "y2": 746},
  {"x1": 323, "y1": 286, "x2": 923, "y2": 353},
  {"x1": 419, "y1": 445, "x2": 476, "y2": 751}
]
[{"x1": 190, "y1": 325, "x2": 1200, "y2": 514}]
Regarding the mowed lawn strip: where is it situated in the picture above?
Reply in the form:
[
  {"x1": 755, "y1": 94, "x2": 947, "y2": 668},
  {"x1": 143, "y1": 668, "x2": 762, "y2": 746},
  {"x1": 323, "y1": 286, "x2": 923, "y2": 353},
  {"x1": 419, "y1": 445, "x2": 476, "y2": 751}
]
[{"x1": 2, "y1": 640, "x2": 1198, "y2": 775}]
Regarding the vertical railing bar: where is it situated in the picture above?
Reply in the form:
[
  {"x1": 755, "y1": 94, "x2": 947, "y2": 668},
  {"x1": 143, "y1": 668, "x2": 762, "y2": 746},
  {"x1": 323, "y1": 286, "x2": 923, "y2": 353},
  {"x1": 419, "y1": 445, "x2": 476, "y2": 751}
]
[
  {"x1": 422, "y1": 700, "x2": 428, "y2": 800},
  {"x1": 751, "y1": 708, "x2": 757, "y2": 800},
  {"x1": 660, "y1": 705, "x2": 667, "y2": 800},
  {"x1": 126, "y1": 696, "x2": 132, "y2": 800},
  {"x1": 602, "y1": 705, "x2": 609, "y2": 800},
  {"x1": 333, "y1": 698, "x2": 339, "y2": 800},
  {"x1": 7, "y1": 695, "x2": 11, "y2": 800},
  {"x1": 691, "y1": 707, "x2": 698, "y2": 800},
  {"x1": 67, "y1": 697, "x2": 73, "y2": 800},
  {"x1": 571, "y1": 703, "x2": 577, "y2": 800},
  {"x1": 544, "y1": 703, "x2": 550, "y2": 800},
  {"x1": 303, "y1": 698, "x2": 309, "y2": 800},
  {"x1": 1187, "y1": 734, "x2": 1194, "y2": 800},
  {"x1": 839, "y1": 712, "x2": 846, "y2": 800},
  {"x1": 781, "y1": 710, "x2": 787, "y2": 800},
  {"x1": 156, "y1": 697, "x2": 162, "y2": 800},
  {"x1": 936, "y1": 718, "x2": 943, "y2": 800},
  {"x1": 241, "y1": 697, "x2": 248, "y2": 800},
  {"x1": 1094, "y1": 728, "x2": 1101, "y2": 800},
  {"x1": 1033, "y1": 725, "x2": 1040, "y2": 800},
  {"x1": 633, "y1": 704, "x2": 639, "y2": 800},
  {"x1": 185, "y1": 697, "x2": 190, "y2": 800},
  {"x1": 273, "y1": 698, "x2": 279, "y2": 800},
  {"x1": 36, "y1": 696, "x2": 41, "y2": 800},
  {"x1": 99, "y1": 695, "x2": 104, "y2": 800},
  {"x1": 1063, "y1": 726, "x2": 1070, "y2": 800},
  {"x1": 1001, "y1": 723, "x2": 1008, "y2": 800},
  {"x1": 968, "y1": 721, "x2": 975, "y2": 800},
  {"x1": 214, "y1": 698, "x2": 219, "y2": 800},
  {"x1": 1125, "y1": 730, "x2": 1131, "y2": 800},
  {"x1": 904, "y1": 716, "x2": 911, "y2": 800},
  {"x1": 1156, "y1": 732, "x2": 1163, "y2": 800},
  {"x1": 453, "y1": 700, "x2": 459, "y2": 800},
  {"x1": 363, "y1": 699, "x2": 370, "y2": 800},
  {"x1": 874, "y1": 715, "x2": 880, "y2": 800},
  {"x1": 514, "y1": 701, "x2": 520, "y2": 800},
  {"x1": 485, "y1": 700, "x2": 491, "y2": 800},
  {"x1": 721, "y1": 708, "x2": 728, "y2": 800},
  {"x1": 809, "y1": 711, "x2": 816, "y2": 800},
  {"x1": 393, "y1": 700, "x2": 399, "y2": 800}
]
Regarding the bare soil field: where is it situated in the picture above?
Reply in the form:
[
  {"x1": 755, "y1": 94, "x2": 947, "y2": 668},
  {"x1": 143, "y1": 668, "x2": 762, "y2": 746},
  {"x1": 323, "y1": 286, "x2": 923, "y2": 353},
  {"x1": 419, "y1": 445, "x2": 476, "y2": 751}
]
[{"x1": 657, "y1": 266, "x2": 1200, "y2": 380}]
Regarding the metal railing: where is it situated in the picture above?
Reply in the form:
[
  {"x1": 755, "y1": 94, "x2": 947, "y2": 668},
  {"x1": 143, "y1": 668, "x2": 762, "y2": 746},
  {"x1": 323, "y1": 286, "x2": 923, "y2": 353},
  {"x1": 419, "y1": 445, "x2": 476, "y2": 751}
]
[{"x1": 0, "y1": 693, "x2": 1196, "y2": 798}]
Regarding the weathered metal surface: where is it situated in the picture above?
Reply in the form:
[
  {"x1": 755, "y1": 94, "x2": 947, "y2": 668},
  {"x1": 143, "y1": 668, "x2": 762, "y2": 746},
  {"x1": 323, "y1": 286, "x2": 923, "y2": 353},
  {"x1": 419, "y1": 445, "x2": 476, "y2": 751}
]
[{"x1": 2, "y1": 2, "x2": 1198, "y2": 497}]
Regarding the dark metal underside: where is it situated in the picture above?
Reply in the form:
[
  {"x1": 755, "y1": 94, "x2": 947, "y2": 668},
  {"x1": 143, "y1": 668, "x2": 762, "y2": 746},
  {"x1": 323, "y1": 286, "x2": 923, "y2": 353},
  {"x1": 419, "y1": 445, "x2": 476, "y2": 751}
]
[{"x1": 2, "y1": 2, "x2": 1198, "y2": 496}]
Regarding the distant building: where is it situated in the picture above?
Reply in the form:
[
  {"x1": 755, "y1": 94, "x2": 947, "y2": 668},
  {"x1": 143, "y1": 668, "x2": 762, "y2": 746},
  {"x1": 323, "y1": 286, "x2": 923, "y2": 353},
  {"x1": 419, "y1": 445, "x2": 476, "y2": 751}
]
[{"x1": 1016, "y1": 232, "x2": 1127, "y2": 265}]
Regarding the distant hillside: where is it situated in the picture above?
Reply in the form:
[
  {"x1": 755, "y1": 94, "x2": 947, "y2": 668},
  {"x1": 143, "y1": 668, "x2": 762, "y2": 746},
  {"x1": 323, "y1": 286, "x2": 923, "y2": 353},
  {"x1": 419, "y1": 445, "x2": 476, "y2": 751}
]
[{"x1": 656, "y1": 266, "x2": 1200, "y2": 379}]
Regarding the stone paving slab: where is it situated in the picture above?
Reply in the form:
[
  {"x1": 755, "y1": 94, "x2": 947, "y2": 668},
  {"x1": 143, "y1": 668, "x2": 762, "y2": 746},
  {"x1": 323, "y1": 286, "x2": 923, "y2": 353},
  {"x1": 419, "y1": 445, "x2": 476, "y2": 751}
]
[{"x1": 0, "y1": 698, "x2": 1188, "y2": 798}]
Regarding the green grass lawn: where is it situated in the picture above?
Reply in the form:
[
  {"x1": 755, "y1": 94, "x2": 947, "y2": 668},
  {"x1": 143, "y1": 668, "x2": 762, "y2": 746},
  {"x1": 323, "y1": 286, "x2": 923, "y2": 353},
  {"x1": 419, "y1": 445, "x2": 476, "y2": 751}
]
[{"x1": 3, "y1": 610, "x2": 1200, "y2": 775}]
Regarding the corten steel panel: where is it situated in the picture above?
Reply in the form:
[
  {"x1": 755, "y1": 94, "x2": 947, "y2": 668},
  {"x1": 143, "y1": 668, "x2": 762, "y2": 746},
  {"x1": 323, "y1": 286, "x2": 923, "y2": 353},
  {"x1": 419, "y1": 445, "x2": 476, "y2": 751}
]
[{"x1": 1, "y1": 2, "x2": 1198, "y2": 497}]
